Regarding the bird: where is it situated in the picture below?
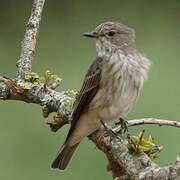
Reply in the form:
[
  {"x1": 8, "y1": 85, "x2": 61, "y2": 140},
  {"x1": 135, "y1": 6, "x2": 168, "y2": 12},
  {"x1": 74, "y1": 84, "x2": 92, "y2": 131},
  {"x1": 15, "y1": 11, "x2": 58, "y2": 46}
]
[{"x1": 51, "y1": 22, "x2": 151, "y2": 170}]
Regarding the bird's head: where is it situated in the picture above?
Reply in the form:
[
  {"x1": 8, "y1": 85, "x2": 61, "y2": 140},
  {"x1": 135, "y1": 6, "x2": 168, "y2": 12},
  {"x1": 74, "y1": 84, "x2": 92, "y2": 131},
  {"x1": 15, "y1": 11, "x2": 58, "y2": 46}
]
[{"x1": 83, "y1": 22, "x2": 136, "y2": 55}]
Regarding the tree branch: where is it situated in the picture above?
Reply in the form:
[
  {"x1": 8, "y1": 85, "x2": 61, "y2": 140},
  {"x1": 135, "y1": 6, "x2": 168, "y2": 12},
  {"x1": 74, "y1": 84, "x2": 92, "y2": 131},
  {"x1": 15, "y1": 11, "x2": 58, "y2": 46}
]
[
  {"x1": 128, "y1": 118, "x2": 180, "y2": 128},
  {"x1": 0, "y1": 0, "x2": 180, "y2": 179},
  {"x1": 113, "y1": 118, "x2": 180, "y2": 133},
  {"x1": 89, "y1": 130, "x2": 180, "y2": 179},
  {"x1": 1, "y1": 78, "x2": 180, "y2": 179},
  {"x1": 16, "y1": 0, "x2": 45, "y2": 82}
]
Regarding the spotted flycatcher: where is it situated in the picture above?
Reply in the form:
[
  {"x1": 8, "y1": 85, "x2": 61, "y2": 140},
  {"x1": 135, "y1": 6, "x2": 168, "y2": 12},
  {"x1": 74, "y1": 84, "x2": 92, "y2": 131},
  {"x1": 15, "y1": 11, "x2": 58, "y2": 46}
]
[{"x1": 51, "y1": 22, "x2": 151, "y2": 170}]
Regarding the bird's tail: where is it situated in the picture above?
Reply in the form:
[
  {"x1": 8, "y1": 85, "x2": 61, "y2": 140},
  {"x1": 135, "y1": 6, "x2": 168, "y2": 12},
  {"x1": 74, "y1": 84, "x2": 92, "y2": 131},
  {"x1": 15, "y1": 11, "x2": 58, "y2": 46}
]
[{"x1": 51, "y1": 143, "x2": 79, "y2": 170}]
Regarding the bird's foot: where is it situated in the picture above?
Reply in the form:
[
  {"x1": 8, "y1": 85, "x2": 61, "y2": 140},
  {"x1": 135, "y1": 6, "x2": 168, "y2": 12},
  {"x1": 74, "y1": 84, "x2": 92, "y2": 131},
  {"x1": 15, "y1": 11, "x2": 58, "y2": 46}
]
[
  {"x1": 100, "y1": 120, "x2": 120, "y2": 140},
  {"x1": 115, "y1": 118, "x2": 128, "y2": 134}
]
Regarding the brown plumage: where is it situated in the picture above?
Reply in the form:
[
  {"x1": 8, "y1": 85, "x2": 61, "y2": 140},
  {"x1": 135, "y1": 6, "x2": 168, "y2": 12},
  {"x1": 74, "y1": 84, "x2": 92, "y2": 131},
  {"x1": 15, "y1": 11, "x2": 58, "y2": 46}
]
[
  {"x1": 51, "y1": 57, "x2": 102, "y2": 169},
  {"x1": 51, "y1": 22, "x2": 151, "y2": 170}
]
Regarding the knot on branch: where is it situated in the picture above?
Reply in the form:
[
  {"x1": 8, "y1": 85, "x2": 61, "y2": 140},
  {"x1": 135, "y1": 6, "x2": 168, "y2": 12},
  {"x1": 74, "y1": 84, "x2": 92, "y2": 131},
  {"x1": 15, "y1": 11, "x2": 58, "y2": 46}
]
[{"x1": 47, "y1": 115, "x2": 69, "y2": 132}]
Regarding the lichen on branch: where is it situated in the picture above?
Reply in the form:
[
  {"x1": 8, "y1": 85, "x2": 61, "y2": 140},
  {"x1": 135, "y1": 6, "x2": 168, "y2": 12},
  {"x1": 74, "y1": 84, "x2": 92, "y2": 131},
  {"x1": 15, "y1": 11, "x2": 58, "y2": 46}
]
[{"x1": 16, "y1": 0, "x2": 45, "y2": 82}]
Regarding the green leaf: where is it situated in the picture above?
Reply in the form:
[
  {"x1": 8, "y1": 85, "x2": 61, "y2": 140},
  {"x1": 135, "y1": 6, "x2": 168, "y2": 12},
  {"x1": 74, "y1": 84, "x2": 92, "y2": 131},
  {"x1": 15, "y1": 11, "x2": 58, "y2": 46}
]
[
  {"x1": 65, "y1": 90, "x2": 78, "y2": 98},
  {"x1": 67, "y1": 99, "x2": 76, "y2": 109},
  {"x1": 127, "y1": 130, "x2": 163, "y2": 159},
  {"x1": 24, "y1": 82, "x2": 31, "y2": 90},
  {"x1": 25, "y1": 72, "x2": 39, "y2": 82},
  {"x1": 25, "y1": 70, "x2": 61, "y2": 84},
  {"x1": 38, "y1": 77, "x2": 46, "y2": 83}
]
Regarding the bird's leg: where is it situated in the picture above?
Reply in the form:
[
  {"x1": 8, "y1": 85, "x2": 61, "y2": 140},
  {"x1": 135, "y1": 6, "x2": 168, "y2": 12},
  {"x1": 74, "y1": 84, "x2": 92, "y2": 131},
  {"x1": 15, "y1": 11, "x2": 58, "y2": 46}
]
[
  {"x1": 100, "y1": 120, "x2": 120, "y2": 140},
  {"x1": 115, "y1": 118, "x2": 128, "y2": 134}
]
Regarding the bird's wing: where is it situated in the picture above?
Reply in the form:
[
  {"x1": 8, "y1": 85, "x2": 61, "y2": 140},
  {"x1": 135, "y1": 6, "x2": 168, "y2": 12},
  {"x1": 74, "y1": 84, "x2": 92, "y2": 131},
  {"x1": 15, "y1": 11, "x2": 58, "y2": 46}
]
[{"x1": 65, "y1": 57, "x2": 102, "y2": 142}]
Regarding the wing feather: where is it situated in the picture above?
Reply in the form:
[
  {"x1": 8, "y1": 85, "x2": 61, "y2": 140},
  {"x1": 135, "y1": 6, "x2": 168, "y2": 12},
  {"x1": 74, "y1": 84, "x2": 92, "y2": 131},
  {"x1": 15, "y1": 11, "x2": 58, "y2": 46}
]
[{"x1": 65, "y1": 57, "x2": 102, "y2": 142}]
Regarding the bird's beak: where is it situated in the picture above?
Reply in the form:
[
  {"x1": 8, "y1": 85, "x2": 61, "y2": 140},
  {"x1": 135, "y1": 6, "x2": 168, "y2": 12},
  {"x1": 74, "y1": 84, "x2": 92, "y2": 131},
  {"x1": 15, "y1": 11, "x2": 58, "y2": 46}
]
[{"x1": 82, "y1": 31, "x2": 98, "y2": 38}]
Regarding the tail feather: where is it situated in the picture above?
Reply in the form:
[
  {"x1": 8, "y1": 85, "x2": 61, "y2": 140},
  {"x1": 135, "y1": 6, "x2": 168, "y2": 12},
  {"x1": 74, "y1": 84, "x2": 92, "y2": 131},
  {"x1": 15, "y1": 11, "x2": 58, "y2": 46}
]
[{"x1": 51, "y1": 143, "x2": 79, "y2": 170}]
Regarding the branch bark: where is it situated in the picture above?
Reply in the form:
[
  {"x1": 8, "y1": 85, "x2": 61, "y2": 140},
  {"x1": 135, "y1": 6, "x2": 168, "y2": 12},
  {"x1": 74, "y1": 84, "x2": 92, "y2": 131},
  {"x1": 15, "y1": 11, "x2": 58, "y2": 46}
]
[
  {"x1": 16, "y1": 0, "x2": 45, "y2": 82},
  {"x1": 113, "y1": 118, "x2": 180, "y2": 133},
  {"x1": 0, "y1": 0, "x2": 180, "y2": 179}
]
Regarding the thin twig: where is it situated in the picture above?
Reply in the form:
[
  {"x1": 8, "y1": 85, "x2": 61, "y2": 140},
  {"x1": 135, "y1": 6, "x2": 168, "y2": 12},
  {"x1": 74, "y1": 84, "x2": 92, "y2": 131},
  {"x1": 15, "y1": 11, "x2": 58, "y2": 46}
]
[
  {"x1": 129, "y1": 118, "x2": 180, "y2": 128},
  {"x1": 16, "y1": 0, "x2": 45, "y2": 82},
  {"x1": 113, "y1": 118, "x2": 180, "y2": 132}
]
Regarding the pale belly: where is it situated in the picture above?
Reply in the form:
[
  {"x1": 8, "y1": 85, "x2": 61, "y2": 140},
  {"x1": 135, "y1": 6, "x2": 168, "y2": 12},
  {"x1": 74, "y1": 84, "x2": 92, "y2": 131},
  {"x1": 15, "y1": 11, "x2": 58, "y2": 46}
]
[
  {"x1": 103, "y1": 87, "x2": 139, "y2": 121},
  {"x1": 88, "y1": 51, "x2": 149, "y2": 122},
  {"x1": 90, "y1": 71, "x2": 144, "y2": 122}
]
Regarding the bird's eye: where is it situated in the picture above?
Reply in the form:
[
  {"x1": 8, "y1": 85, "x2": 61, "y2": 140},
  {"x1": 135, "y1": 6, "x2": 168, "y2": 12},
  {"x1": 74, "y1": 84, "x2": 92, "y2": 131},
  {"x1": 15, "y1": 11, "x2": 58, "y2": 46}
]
[{"x1": 108, "y1": 31, "x2": 115, "y2": 37}]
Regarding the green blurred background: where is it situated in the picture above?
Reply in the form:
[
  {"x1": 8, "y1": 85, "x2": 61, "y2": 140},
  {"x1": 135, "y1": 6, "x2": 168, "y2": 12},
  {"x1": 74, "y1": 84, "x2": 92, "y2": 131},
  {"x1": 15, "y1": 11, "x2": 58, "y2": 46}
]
[{"x1": 0, "y1": 0, "x2": 180, "y2": 179}]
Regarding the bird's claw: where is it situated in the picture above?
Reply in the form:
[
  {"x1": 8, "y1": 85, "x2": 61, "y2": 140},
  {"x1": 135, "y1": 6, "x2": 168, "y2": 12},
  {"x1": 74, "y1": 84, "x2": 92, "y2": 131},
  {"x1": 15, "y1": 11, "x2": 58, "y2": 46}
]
[
  {"x1": 115, "y1": 118, "x2": 128, "y2": 134},
  {"x1": 100, "y1": 120, "x2": 120, "y2": 140}
]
